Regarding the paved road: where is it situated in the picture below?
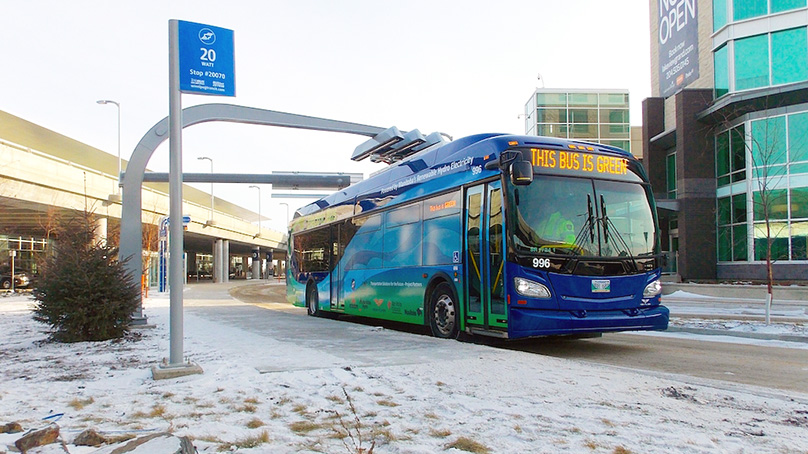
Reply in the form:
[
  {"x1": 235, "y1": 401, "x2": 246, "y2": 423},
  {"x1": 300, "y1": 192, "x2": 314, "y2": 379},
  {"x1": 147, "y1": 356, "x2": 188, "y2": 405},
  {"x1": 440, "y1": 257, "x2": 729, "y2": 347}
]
[{"x1": 204, "y1": 281, "x2": 808, "y2": 394}]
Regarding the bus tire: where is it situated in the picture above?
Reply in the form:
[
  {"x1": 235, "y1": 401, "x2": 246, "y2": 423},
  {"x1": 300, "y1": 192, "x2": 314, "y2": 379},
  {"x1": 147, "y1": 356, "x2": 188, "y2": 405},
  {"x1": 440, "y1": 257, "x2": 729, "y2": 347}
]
[
  {"x1": 428, "y1": 282, "x2": 459, "y2": 339},
  {"x1": 306, "y1": 283, "x2": 320, "y2": 317}
]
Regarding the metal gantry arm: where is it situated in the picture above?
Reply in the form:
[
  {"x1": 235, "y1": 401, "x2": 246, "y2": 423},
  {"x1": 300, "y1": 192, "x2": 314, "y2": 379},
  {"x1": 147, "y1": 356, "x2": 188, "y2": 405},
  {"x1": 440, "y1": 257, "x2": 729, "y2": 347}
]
[{"x1": 120, "y1": 103, "x2": 388, "y2": 321}]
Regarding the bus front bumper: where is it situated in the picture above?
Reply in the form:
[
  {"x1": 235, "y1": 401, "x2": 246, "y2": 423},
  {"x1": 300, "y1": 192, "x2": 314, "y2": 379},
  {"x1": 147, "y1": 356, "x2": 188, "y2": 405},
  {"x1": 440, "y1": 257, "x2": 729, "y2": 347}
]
[{"x1": 508, "y1": 305, "x2": 669, "y2": 339}]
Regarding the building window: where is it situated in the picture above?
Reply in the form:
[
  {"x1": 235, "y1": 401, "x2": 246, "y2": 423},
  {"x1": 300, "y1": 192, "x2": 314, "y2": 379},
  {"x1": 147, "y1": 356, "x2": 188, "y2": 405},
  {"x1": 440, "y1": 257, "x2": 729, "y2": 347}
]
[
  {"x1": 535, "y1": 108, "x2": 567, "y2": 123},
  {"x1": 598, "y1": 93, "x2": 628, "y2": 106},
  {"x1": 733, "y1": 0, "x2": 768, "y2": 21},
  {"x1": 537, "y1": 124, "x2": 568, "y2": 138},
  {"x1": 600, "y1": 124, "x2": 630, "y2": 139},
  {"x1": 600, "y1": 109, "x2": 629, "y2": 124},
  {"x1": 714, "y1": 44, "x2": 730, "y2": 98},
  {"x1": 717, "y1": 193, "x2": 749, "y2": 261},
  {"x1": 666, "y1": 152, "x2": 677, "y2": 199},
  {"x1": 568, "y1": 93, "x2": 598, "y2": 107},
  {"x1": 714, "y1": 0, "x2": 728, "y2": 31},
  {"x1": 788, "y1": 112, "x2": 808, "y2": 173},
  {"x1": 602, "y1": 140, "x2": 630, "y2": 151},
  {"x1": 772, "y1": 28, "x2": 808, "y2": 86},
  {"x1": 771, "y1": 0, "x2": 807, "y2": 13},
  {"x1": 535, "y1": 92, "x2": 567, "y2": 107},
  {"x1": 751, "y1": 116, "x2": 787, "y2": 179},
  {"x1": 744, "y1": 110, "x2": 808, "y2": 261},
  {"x1": 716, "y1": 125, "x2": 746, "y2": 187},
  {"x1": 569, "y1": 109, "x2": 598, "y2": 124},
  {"x1": 735, "y1": 33, "x2": 770, "y2": 90}
]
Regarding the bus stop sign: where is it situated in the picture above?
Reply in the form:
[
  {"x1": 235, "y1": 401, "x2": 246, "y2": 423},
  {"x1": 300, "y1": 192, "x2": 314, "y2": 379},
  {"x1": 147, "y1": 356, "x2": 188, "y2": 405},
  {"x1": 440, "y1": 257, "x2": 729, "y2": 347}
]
[{"x1": 178, "y1": 20, "x2": 235, "y2": 96}]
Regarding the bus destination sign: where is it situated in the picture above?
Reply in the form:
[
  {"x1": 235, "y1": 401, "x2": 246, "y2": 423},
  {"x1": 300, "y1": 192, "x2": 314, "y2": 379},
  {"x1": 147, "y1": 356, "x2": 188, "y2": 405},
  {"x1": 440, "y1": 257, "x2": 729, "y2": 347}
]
[{"x1": 529, "y1": 148, "x2": 628, "y2": 176}]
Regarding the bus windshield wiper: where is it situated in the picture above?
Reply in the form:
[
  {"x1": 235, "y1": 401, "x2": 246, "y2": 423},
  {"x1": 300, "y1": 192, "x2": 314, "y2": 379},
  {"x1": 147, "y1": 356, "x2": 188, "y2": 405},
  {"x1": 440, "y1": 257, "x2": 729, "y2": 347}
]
[
  {"x1": 570, "y1": 194, "x2": 596, "y2": 256},
  {"x1": 600, "y1": 195, "x2": 638, "y2": 270}
]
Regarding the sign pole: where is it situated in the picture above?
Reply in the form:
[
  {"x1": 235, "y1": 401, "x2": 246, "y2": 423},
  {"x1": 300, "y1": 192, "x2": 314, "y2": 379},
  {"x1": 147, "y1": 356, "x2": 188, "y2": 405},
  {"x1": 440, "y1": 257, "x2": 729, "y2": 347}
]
[
  {"x1": 167, "y1": 19, "x2": 185, "y2": 367},
  {"x1": 154, "y1": 19, "x2": 233, "y2": 379}
]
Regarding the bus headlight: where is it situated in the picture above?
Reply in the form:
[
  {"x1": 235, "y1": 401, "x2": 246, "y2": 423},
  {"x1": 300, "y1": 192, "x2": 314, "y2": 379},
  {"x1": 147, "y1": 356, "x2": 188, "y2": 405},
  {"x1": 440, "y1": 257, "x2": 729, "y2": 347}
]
[
  {"x1": 643, "y1": 280, "x2": 662, "y2": 298},
  {"x1": 514, "y1": 277, "x2": 551, "y2": 299}
]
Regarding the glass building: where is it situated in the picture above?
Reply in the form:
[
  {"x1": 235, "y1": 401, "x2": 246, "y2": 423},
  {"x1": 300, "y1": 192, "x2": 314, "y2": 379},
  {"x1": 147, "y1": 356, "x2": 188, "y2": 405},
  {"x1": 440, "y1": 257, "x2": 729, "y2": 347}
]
[
  {"x1": 524, "y1": 89, "x2": 632, "y2": 154},
  {"x1": 643, "y1": 0, "x2": 808, "y2": 281}
]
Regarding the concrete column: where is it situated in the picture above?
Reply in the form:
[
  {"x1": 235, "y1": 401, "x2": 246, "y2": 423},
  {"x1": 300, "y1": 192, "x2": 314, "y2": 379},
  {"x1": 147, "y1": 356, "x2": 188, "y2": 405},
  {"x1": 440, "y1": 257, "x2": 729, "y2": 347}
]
[
  {"x1": 214, "y1": 239, "x2": 224, "y2": 283},
  {"x1": 252, "y1": 247, "x2": 261, "y2": 279},
  {"x1": 95, "y1": 217, "x2": 108, "y2": 246},
  {"x1": 222, "y1": 240, "x2": 230, "y2": 283}
]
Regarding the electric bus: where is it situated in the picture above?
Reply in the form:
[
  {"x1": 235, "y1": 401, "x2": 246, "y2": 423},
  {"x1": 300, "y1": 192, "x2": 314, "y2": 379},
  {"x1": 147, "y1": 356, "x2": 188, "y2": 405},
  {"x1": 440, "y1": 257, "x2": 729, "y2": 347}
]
[{"x1": 286, "y1": 132, "x2": 668, "y2": 339}]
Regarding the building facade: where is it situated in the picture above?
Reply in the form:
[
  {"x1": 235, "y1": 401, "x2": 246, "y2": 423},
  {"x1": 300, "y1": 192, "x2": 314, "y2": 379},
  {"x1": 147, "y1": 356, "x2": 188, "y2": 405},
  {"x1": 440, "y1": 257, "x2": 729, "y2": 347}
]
[
  {"x1": 524, "y1": 89, "x2": 633, "y2": 154},
  {"x1": 643, "y1": 0, "x2": 808, "y2": 281}
]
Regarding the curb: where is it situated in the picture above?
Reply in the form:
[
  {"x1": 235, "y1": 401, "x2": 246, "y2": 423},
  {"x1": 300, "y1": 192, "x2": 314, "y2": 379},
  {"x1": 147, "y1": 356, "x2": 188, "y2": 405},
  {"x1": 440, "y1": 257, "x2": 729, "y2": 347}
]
[{"x1": 666, "y1": 326, "x2": 808, "y2": 344}]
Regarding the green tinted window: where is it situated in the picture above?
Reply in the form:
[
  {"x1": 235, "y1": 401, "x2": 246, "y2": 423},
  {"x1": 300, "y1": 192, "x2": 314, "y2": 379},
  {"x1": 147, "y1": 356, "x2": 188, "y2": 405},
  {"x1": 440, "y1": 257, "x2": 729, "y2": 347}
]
[
  {"x1": 600, "y1": 109, "x2": 629, "y2": 124},
  {"x1": 570, "y1": 109, "x2": 598, "y2": 123},
  {"x1": 666, "y1": 153, "x2": 677, "y2": 196},
  {"x1": 714, "y1": 44, "x2": 730, "y2": 98},
  {"x1": 735, "y1": 34, "x2": 769, "y2": 90},
  {"x1": 792, "y1": 187, "x2": 808, "y2": 218},
  {"x1": 602, "y1": 140, "x2": 630, "y2": 151},
  {"x1": 792, "y1": 223, "x2": 808, "y2": 259},
  {"x1": 752, "y1": 117, "x2": 787, "y2": 166},
  {"x1": 570, "y1": 124, "x2": 597, "y2": 138},
  {"x1": 718, "y1": 197, "x2": 732, "y2": 225},
  {"x1": 536, "y1": 109, "x2": 567, "y2": 123},
  {"x1": 733, "y1": 0, "x2": 767, "y2": 21},
  {"x1": 733, "y1": 224, "x2": 748, "y2": 261},
  {"x1": 598, "y1": 93, "x2": 629, "y2": 106},
  {"x1": 788, "y1": 112, "x2": 808, "y2": 164},
  {"x1": 754, "y1": 189, "x2": 789, "y2": 220},
  {"x1": 716, "y1": 131, "x2": 730, "y2": 181},
  {"x1": 536, "y1": 93, "x2": 567, "y2": 107},
  {"x1": 718, "y1": 226, "x2": 732, "y2": 261},
  {"x1": 772, "y1": 0, "x2": 807, "y2": 13},
  {"x1": 733, "y1": 193, "x2": 747, "y2": 223},
  {"x1": 569, "y1": 93, "x2": 598, "y2": 106},
  {"x1": 600, "y1": 124, "x2": 630, "y2": 139},
  {"x1": 537, "y1": 124, "x2": 567, "y2": 138},
  {"x1": 714, "y1": 0, "x2": 727, "y2": 31},
  {"x1": 772, "y1": 28, "x2": 808, "y2": 85},
  {"x1": 535, "y1": 108, "x2": 567, "y2": 123}
]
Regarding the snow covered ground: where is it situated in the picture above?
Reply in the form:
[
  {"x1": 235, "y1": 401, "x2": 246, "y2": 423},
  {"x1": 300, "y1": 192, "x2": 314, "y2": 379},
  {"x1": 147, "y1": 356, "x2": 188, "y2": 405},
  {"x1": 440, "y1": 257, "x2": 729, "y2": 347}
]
[{"x1": 1, "y1": 291, "x2": 807, "y2": 454}]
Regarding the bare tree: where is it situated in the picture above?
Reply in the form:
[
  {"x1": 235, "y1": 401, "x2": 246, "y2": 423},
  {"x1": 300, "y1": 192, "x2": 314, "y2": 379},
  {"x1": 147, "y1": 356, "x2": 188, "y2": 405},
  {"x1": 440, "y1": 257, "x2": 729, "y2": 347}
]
[{"x1": 718, "y1": 107, "x2": 803, "y2": 323}]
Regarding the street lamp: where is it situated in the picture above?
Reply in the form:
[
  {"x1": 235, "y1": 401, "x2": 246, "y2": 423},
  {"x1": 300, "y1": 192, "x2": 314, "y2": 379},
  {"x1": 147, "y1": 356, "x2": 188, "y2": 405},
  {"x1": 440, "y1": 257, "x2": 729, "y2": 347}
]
[
  {"x1": 279, "y1": 202, "x2": 290, "y2": 229},
  {"x1": 96, "y1": 99, "x2": 121, "y2": 199},
  {"x1": 249, "y1": 185, "x2": 261, "y2": 237},
  {"x1": 197, "y1": 156, "x2": 215, "y2": 226}
]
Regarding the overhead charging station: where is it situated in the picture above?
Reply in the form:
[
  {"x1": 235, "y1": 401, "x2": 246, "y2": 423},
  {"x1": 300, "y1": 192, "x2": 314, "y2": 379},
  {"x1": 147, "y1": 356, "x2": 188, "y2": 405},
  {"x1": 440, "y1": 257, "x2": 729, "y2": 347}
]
[{"x1": 141, "y1": 20, "x2": 453, "y2": 379}]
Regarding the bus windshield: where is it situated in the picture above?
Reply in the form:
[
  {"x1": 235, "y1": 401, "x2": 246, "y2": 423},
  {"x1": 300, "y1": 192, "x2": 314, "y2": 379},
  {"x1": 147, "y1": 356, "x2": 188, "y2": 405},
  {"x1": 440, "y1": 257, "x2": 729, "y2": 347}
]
[{"x1": 512, "y1": 175, "x2": 657, "y2": 258}]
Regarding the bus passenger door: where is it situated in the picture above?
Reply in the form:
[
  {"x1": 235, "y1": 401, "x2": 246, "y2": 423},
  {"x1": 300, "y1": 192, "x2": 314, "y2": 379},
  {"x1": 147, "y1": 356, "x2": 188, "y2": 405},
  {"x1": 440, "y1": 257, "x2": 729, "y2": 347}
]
[
  {"x1": 330, "y1": 223, "x2": 342, "y2": 310},
  {"x1": 464, "y1": 181, "x2": 507, "y2": 330}
]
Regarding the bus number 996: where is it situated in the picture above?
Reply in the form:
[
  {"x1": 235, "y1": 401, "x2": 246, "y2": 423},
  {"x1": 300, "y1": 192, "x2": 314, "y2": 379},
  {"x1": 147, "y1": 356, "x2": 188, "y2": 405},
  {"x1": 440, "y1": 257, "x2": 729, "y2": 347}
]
[{"x1": 532, "y1": 258, "x2": 550, "y2": 269}]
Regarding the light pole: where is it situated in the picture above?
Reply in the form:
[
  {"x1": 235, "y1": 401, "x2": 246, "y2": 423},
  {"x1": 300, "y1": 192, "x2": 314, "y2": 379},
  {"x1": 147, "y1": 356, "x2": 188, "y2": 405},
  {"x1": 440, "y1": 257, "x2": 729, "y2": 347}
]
[
  {"x1": 96, "y1": 99, "x2": 121, "y2": 196},
  {"x1": 279, "y1": 202, "x2": 290, "y2": 229},
  {"x1": 249, "y1": 185, "x2": 261, "y2": 237},
  {"x1": 197, "y1": 156, "x2": 215, "y2": 226}
]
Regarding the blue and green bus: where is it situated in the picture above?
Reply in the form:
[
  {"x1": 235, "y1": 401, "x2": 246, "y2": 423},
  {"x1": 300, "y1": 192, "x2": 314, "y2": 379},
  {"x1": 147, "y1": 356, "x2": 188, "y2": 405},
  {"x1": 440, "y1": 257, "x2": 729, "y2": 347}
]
[{"x1": 287, "y1": 132, "x2": 668, "y2": 339}]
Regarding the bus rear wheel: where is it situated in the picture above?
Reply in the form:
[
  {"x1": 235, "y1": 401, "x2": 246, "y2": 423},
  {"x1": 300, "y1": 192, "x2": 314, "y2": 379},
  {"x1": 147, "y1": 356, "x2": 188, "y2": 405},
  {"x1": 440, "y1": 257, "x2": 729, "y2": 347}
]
[
  {"x1": 306, "y1": 284, "x2": 320, "y2": 317},
  {"x1": 428, "y1": 282, "x2": 459, "y2": 339}
]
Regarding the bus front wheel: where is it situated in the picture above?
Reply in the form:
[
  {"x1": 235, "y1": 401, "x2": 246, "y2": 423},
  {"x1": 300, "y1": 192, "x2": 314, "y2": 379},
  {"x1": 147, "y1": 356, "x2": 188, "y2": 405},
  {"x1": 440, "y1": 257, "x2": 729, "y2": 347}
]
[
  {"x1": 306, "y1": 284, "x2": 320, "y2": 317},
  {"x1": 428, "y1": 282, "x2": 459, "y2": 339}
]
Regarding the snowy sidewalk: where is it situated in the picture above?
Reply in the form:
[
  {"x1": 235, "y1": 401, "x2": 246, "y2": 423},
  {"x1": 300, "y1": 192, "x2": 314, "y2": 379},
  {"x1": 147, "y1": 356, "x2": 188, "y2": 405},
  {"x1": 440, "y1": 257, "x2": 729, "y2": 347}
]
[{"x1": 2, "y1": 287, "x2": 808, "y2": 453}]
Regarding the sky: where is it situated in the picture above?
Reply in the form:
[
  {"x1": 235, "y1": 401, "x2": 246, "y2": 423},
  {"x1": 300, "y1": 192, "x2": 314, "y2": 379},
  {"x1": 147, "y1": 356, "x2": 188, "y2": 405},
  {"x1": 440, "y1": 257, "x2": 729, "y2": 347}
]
[
  {"x1": 0, "y1": 0, "x2": 652, "y2": 232},
  {"x1": 1, "y1": 289, "x2": 807, "y2": 453}
]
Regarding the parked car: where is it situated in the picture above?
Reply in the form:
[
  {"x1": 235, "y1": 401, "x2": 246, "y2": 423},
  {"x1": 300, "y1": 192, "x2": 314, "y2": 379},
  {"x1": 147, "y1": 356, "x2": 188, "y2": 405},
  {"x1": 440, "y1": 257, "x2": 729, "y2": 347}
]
[{"x1": 0, "y1": 266, "x2": 31, "y2": 290}]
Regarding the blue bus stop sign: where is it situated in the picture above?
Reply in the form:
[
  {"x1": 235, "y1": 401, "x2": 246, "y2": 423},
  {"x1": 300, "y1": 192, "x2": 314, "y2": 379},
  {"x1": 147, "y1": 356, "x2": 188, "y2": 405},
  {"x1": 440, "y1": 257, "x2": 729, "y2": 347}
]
[{"x1": 177, "y1": 20, "x2": 235, "y2": 96}]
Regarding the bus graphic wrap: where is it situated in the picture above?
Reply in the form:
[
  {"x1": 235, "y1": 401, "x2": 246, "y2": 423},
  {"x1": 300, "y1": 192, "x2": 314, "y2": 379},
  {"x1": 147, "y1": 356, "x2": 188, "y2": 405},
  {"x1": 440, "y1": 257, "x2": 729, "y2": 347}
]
[{"x1": 287, "y1": 133, "x2": 668, "y2": 339}]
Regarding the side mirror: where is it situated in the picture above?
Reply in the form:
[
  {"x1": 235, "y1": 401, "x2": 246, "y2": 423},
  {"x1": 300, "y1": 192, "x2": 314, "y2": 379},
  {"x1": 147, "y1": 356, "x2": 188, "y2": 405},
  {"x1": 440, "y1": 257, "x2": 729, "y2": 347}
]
[{"x1": 510, "y1": 161, "x2": 533, "y2": 185}]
